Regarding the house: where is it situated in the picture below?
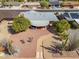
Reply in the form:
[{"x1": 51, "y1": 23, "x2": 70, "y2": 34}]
[
  {"x1": 21, "y1": 2, "x2": 40, "y2": 9},
  {"x1": 63, "y1": 12, "x2": 79, "y2": 24},
  {"x1": 49, "y1": 0, "x2": 59, "y2": 7}
]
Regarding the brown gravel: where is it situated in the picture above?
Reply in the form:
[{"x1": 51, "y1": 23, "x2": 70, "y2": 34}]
[{"x1": 9, "y1": 28, "x2": 50, "y2": 58}]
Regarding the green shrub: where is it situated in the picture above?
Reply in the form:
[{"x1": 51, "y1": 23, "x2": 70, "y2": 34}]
[
  {"x1": 7, "y1": 40, "x2": 17, "y2": 55},
  {"x1": 12, "y1": 15, "x2": 31, "y2": 33},
  {"x1": 54, "y1": 19, "x2": 70, "y2": 33},
  {"x1": 58, "y1": 31, "x2": 69, "y2": 40},
  {"x1": 40, "y1": 1, "x2": 49, "y2": 8}
]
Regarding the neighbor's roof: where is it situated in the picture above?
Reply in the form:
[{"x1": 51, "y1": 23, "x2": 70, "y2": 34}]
[
  {"x1": 22, "y1": 11, "x2": 58, "y2": 26},
  {"x1": 23, "y1": 2, "x2": 40, "y2": 6},
  {"x1": 49, "y1": 0, "x2": 59, "y2": 5},
  {"x1": 4, "y1": 2, "x2": 22, "y2": 6},
  {"x1": 63, "y1": 12, "x2": 79, "y2": 24}
]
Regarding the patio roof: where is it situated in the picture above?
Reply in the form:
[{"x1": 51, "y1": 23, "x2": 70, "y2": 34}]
[{"x1": 22, "y1": 11, "x2": 58, "y2": 27}]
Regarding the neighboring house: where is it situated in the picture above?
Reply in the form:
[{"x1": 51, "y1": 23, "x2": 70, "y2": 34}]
[
  {"x1": 21, "y1": 2, "x2": 40, "y2": 9},
  {"x1": 3, "y1": 2, "x2": 22, "y2": 6},
  {"x1": 61, "y1": 1, "x2": 79, "y2": 7},
  {"x1": 49, "y1": 0, "x2": 59, "y2": 7},
  {"x1": 63, "y1": 12, "x2": 79, "y2": 24}
]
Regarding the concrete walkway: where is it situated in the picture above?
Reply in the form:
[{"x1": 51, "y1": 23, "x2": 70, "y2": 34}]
[{"x1": 36, "y1": 34, "x2": 53, "y2": 59}]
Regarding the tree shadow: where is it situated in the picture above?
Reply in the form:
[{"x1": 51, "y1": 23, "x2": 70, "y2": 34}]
[
  {"x1": 3, "y1": 18, "x2": 13, "y2": 21},
  {"x1": 8, "y1": 26, "x2": 16, "y2": 34},
  {"x1": 5, "y1": 18, "x2": 17, "y2": 34},
  {"x1": 47, "y1": 26, "x2": 58, "y2": 35},
  {"x1": 52, "y1": 36, "x2": 61, "y2": 41},
  {"x1": 41, "y1": 42, "x2": 63, "y2": 55}
]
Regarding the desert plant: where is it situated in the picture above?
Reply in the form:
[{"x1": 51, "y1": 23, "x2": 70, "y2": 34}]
[
  {"x1": 40, "y1": 1, "x2": 49, "y2": 8},
  {"x1": 58, "y1": 31, "x2": 69, "y2": 40},
  {"x1": 54, "y1": 19, "x2": 70, "y2": 33},
  {"x1": 12, "y1": 15, "x2": 31, "y2": 33},
  {"x1": 0, "y1": 39, "x2": 17, "y2": 55},
  {"x1": 52, "y1": 35, "x2": 79, "y2": 51},
  {"x1": 6, "y1": 40, "x2": 15, "y2": 55}
]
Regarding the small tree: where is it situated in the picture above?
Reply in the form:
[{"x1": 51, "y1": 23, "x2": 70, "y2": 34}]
[
  {"x1": 53, "y1": 19, "x2": 70, "y2": 52},
  {"x1": 7, "y1": 40, "x2": 16, "y2": 55},
  {"x1": 54, "y1": 19, "x2": 70, "y2": 33},
  {"x1": 40, "y1": 1, "x2": 49, "y2": 8},
  {"x1": 12, "y1": 15, "x2": 31, "y2": 33}
]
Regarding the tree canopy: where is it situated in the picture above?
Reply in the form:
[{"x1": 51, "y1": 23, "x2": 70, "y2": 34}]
[
  {"x1": 54, "y1": 19, "x2": 70, "y2": 33},
  {"x1": 12, "y1": 15, "x2": 31, "y2": 33},
  {"x1": 40, "y1": 1, "x2": 49, "y2": 8}
]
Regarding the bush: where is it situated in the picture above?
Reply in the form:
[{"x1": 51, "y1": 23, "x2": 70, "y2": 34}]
[
  {"x1": 12, "y1": 15, "x2": 31, "y2": 33},
  {"x1": 54, "y1": 19, "x2": 70, "y2": 33},
  {"x1": 40, "y1": 1, "x2": 49, "y2": 8},
  {"x1": 58, "y1": 31, "x2": 69, "y2": 40}
]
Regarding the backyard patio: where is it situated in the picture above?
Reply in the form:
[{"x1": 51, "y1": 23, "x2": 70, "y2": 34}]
[
  {"x1": 9, "y1": 27, "x2": 51, "y2": 58},
  {"x1": 0, "y1": 15, "x2": 79, "y2": 58},
  {"x1": 0, "y1": 20, "x2": 51, "y2": 57}
]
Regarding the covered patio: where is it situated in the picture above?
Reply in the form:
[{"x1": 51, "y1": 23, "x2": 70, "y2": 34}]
[{"x1": 21, "y1": 11, "x2": 59, "y2": 28}]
